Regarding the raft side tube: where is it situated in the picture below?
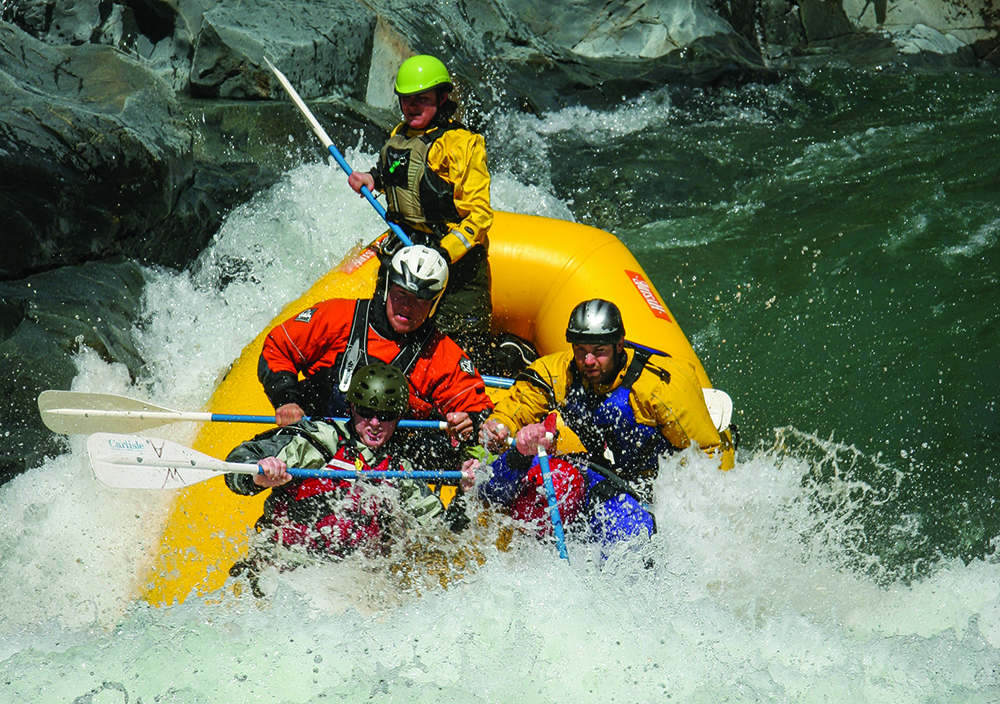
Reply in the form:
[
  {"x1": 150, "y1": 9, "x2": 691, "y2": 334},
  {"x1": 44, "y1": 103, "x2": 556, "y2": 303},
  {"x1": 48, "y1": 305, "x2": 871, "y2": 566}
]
[{"x1": 140, "y1": 213, "x2": 731, "y2": 606}]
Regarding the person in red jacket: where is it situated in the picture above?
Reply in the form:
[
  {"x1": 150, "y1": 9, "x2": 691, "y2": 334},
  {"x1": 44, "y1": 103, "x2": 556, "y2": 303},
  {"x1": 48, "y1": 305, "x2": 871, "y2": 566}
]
[
  {"x1": 227, "y1": 363, "x2": 462, "y2": 595},
  {"x1": 258, "y1": 244, "x2": 492, "y2": 469}
]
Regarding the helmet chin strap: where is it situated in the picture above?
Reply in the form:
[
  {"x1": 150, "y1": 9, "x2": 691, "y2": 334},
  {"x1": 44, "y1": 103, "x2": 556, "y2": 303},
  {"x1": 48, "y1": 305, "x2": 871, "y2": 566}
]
[{"x1": 609, "y1": 339, "x2": 628, "y2": 382}]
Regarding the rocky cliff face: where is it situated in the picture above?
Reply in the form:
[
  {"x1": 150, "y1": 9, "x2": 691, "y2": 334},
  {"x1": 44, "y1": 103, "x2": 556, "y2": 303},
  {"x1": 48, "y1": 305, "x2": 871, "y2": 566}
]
[{"x1": 0, "y1": 0, "x2": 996, "y2": 481}]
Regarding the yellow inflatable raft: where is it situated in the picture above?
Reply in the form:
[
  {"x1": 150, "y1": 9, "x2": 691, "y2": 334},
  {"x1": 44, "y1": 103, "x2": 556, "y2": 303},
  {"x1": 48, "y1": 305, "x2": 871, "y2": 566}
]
[{"x1": 140, "y1": 211, "x2": 734, "y2": 606}]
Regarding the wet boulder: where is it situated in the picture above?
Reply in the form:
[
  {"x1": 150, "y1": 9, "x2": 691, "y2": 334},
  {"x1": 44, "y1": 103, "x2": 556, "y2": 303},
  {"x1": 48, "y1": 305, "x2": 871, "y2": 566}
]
[
  {"x1": 363, "y1": 0, "x2": 770, "y2": 114},
  {"x1": 0, "y1": 23, "x2": 191, "y2": 278},
  {"x1": 745, "y1": 0, "x2": 996, "y2": 67},
  {"x1": 0, "y1": 260, "x2": 146, "y2": 483},
  {"x1": 189, "y1": 0, "x2": 377, "y2": 99},
  {"x1": 0, "y1": 22, "x2": 280, "y2": 279}
]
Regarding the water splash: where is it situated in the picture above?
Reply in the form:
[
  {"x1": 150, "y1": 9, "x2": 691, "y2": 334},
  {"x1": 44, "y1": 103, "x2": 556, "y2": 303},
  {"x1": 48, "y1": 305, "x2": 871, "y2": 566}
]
[{"x1": 4, "y1": 126, "x2": 1000, "y2": 701}]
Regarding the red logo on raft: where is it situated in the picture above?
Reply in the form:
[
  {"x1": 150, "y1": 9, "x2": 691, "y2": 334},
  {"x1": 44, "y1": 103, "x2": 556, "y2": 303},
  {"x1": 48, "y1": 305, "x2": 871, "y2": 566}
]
[
  {"x1": 626, "y1": 270, "x2": 673, "y2": 322},
  {"x1": 342, "y1": 247, "x2": 378, "y2": 274}
]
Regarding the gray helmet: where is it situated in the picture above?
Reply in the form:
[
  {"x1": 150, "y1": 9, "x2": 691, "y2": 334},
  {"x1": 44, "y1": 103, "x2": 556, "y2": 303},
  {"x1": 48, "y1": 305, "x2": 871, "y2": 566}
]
[
  {"x1": 345, "y1": 362, "x2": 410, "y2": 415},
  {"x1": 565, "y1": 299, "x2": 625, "y2": 345}
]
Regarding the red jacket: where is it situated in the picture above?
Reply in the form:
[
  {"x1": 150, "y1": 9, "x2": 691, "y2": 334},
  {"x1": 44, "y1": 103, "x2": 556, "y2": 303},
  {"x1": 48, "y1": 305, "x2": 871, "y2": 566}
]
[{"x1": 259, "y1": 297, "x2": 492, "y2": 419}]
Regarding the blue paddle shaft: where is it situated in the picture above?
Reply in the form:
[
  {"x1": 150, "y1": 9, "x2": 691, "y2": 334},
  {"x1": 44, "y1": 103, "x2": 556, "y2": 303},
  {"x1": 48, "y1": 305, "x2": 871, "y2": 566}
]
[
  {"x1": 324, "y1": 144, "x2": 412, "y2": 247},
  {"x1": 267, "y1": 467, "x2": 464, "y2": 481},
  {"x1": 538, "y1": 449, "x2": 570, "y2": 562},
  {"x1": 482, "y1": 375, "x2": 514, "y2": 389},
  {"x1": 208, "y1": 414, "x2": 444, "y2": 429}
]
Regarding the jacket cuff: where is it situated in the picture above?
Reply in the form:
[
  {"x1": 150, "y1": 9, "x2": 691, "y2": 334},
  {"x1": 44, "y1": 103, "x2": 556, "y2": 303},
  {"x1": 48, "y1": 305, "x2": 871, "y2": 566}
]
[
  {"x1": 263, "y1": 371, "x2": 302, "y2": 409},
  {"x1": 224, "y1": 471, "x2": 265, "y2": 496},
  {"x1": 440, "y1": 229, "x2": 475, "y2": 263}
]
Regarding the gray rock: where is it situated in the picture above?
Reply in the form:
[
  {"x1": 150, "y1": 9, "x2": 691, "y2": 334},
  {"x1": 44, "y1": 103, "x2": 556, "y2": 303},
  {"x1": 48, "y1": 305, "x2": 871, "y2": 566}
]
[
  {"x1": 187, "y1": 96, "x2": 396, "y2": 175},
  {"x1": 0, "y1": 23, "x2": 191, "y2": 278},
  {"x1": 521, "y1": 0, "x2": 735, "y2": 59},
  {"x1": 0, "y1": 22, "x2": 281, "y2": 279},
  {"x1": 362, "y1": 0, "x2": 769, "y2": 114},
  {"x1": 746, "y1": 0, "x2": 998, "y2": 66},
  {"x1": 0, "y1": 259, "x2": 147, "y2": 482},
  {"x1": 190, "y1": 0, "x2": 376, "y2": 99}
]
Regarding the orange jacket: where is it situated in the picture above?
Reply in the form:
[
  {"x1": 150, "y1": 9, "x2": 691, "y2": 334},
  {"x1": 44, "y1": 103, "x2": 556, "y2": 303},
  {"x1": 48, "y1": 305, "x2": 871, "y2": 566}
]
[{"x1": 259, "y1": 298, "x2": 492, "y2": 419}]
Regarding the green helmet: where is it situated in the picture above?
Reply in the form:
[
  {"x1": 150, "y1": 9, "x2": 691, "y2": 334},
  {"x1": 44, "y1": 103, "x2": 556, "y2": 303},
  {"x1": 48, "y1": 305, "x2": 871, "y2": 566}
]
[
  {"x1": 346, "y1": 362, "x2": 410, "y2": 415},
  {"x1": 394, "y1": 55, "x2": 453, "y2": 96}
]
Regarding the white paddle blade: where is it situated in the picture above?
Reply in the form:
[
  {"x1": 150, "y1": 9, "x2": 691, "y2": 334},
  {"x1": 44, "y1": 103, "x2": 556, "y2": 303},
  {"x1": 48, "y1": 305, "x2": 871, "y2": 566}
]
[
  {"x1": 702, "y1": 388, "x2": 734, "y2": 432},
  {"x1": 264, "y1": 57, "x2": 334, "y2": 149},
  {"x1": 38, "y1": 390, "x2": 195, "y2": 435},
  {"x1": 87, "y1": 433, "x2": 252, "y2": 490}
]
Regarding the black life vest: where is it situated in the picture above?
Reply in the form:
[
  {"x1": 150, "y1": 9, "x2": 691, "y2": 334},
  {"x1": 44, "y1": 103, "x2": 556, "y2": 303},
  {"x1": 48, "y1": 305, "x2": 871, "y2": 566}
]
[
  {"x1": 322, "y1": 299, "x2": 436, "y2": 417},
  {"x1": 379, "y1": 121, "x2": 465, "y2": 234}
]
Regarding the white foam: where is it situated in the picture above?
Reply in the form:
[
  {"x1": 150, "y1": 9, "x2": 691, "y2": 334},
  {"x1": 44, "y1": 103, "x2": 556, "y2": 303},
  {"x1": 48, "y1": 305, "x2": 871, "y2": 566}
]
[{"x1": 2, "y1": 160, "x2": 998, "y2": 702}]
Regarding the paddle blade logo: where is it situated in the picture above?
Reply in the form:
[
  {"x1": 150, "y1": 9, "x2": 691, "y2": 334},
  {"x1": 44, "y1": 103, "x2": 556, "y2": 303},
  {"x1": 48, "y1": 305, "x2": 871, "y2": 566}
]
[
  {"x1": 626, "y1": 270, "x2": 673, "y2": 322},
  {"x1": 107, "y1": 437, "x2": 147, "y2": 452}
]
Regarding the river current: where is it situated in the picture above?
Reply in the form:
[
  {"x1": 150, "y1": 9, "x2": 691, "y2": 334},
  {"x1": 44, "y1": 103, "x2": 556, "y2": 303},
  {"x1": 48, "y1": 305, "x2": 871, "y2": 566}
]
[{"x1": 1, "y1": 67, "x2": 998, "y2": 702}]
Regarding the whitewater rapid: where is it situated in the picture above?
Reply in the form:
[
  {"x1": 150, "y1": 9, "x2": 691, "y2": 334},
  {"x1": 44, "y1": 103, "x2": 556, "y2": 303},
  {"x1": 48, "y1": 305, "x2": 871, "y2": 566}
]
[{"x1": 1, "y1": 139, "x2": 998, "y2": 702}]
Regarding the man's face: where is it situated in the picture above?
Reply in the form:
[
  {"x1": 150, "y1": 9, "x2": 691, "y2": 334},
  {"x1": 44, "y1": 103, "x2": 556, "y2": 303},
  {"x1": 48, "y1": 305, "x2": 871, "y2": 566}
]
[
  {"x1": 351, "y1": 404, "x2": 400, "y2": 450},
  {"x1": 572, "y1": 339, "x2": 624, "y2": 385},
  {"x1": 386, "y1": 284, "x2": 434, "y2": 334},
  {"x1": 399, "y1": 90, "x2": 446, "y2": 130}
]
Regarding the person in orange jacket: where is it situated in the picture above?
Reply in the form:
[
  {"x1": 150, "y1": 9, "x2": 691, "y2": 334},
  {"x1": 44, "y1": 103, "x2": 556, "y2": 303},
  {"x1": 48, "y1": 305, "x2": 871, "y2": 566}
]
[
  {"x1": 258, "y1": 245, "x2": 492, "y2": 470},
  {"x1": 348, "y1": 55, "x2": 494, "y2": 368}
]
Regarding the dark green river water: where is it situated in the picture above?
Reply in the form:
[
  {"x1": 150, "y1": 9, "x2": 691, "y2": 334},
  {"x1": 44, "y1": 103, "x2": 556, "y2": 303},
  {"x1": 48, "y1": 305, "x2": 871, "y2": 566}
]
[
  {"x1": 497, "y1": 68, "x2": 1000, "y2": 575},
  {"x1": 2, "y1": 65, "x2": 998, "y2": 702}
]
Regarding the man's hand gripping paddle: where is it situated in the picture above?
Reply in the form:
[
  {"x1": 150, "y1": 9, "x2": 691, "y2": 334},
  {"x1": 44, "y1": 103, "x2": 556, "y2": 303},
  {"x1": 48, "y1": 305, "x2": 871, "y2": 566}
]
[{"x1": 87, "y1": 433, "x2": 470, "y2": 490}]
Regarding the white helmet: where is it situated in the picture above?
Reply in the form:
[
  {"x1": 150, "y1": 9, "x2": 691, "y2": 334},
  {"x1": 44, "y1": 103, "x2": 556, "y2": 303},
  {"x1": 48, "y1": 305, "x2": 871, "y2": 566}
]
[{"x1": 387, "y1": 245, "x2": 449, "y2": 315}]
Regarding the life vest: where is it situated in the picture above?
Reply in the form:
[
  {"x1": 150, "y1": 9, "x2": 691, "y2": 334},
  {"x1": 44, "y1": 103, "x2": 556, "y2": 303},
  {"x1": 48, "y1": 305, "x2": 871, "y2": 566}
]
[
  {"x1": 559, "y1": 349, "x2": 674, "y2": 482},
  {"x1": 267, "y1": 424, "x2": 405, "y2": 559},
  {"x1": 379, "y1": 121, "x2": 464, "y2": 234},
  {"x1": 323, "y1": 298, "x2": 436, "y2": 417},
  {"x1": 510, "y1": 456, "x2": 585, "y2": 534}
]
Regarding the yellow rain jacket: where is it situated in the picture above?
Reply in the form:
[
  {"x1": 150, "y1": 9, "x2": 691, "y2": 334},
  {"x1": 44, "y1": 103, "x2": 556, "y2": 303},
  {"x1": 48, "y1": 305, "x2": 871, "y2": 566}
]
[
  {"x1": 376, "y1": 120, "x2": 493, "y2": 264},
  {"x1": 491, "y1": 348, "x2": 724, "y2": 468}
]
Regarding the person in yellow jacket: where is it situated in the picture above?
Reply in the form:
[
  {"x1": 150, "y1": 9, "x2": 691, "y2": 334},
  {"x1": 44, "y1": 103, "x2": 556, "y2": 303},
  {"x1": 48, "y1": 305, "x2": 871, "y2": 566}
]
[
  {"x1": 349, "y1": 55, "x2": 493, "y2": 368},
  {"x1": 478, "y1": 299, "x2": 723, "y2": 552}
]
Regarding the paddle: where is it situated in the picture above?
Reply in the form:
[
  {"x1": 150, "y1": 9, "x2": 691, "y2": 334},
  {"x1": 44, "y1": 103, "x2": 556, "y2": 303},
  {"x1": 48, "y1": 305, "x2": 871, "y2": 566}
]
[
  {"x1": 537, "y1": 446, "x2": 570, "y2": 562},
  {"x1": 496, "y1": 422, "x2": 569, "y2": 561},
  {"x1": 701, "y1": 388, "x2": 733, "y2": 432},
  {"x1": 263, "y1": 57, "x2": 412, "y2": 247},
  {"x1": 482, "y1": 375, "x2": 513, "y2": 389},
  {"x1": 38, "y1": 390, "x2": 446, "y2": 435},
  {"x1": 87, "y1": 432, "x2": 467, "y2": 490}
]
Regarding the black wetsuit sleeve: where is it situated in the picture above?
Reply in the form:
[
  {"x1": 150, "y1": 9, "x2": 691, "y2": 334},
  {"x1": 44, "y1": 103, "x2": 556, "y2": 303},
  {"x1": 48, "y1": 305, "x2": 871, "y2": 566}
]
[
  {"x1": 225, "y1": 472, "x2": 262, "y2": 496},
  {"x1": 258, "y1": 354, "x2": 302, "y2": 409},
  {"x1": 504, "y1": 448, "x2": 534, "y2": 472},
  {"x1": 469, "y1": 410, "x2": 490, "y2": 439}
]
